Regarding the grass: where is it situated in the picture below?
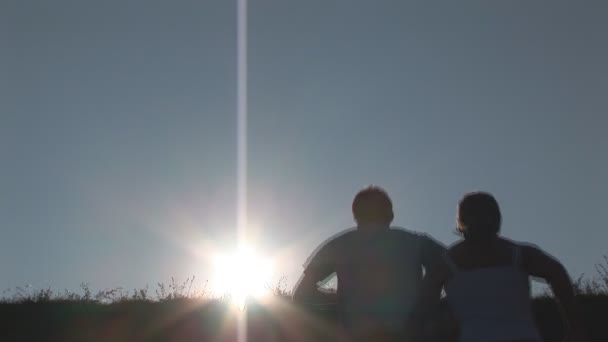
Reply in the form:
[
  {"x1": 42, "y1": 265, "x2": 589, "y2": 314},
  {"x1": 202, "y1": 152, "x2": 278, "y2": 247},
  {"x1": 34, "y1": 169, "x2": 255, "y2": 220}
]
[
  {"x1": 1, "y1": 275, "x2": 292, "y2": 305},
  {"x1": 573, "y1": 255, "x2": 608, "y2": 295}
]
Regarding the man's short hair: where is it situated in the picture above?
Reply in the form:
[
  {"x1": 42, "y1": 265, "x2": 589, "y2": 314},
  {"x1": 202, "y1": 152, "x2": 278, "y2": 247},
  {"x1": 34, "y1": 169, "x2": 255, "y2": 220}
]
[
  {"x1": 456, "y1": 191, "x2": 501, "y2": 239},
  {"x1": 352, "y1": 185, "x2": 394, "y2": 225}
]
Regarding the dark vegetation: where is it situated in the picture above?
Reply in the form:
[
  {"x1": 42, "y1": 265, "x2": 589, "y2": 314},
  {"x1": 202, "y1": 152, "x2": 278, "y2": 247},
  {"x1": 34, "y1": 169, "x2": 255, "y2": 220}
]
[{"x1": 1, "y1": 259, "x2": 607, "y2": 341}]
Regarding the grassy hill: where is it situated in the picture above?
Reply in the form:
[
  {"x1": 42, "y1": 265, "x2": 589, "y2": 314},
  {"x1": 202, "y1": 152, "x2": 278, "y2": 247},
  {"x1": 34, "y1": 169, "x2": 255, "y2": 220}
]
[
  {"x1": 1, "y1": 293, "x2": 607, "y2": 341},
  {"x1": 1, "y1": 258, "x2": 606, "y2": 341}
]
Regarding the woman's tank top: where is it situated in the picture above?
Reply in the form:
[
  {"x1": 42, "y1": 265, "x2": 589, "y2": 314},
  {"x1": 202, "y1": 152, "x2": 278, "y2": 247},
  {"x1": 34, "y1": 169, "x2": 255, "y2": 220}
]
[{"x1": 444, "y1": 245, "x2": 542, "y2": 342}]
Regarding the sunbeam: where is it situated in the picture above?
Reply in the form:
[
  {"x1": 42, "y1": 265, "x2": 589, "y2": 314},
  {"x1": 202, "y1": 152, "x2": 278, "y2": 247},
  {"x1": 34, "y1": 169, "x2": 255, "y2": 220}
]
[{"x1": 237, "y1": 0, "x2": 248, "y2": 341}]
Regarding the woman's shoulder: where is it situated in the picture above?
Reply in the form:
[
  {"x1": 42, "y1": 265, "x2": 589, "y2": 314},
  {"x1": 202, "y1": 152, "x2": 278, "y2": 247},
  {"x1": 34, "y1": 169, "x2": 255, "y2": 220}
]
[
  {"x1": 448, "y1": 236, "x2": 528, "y2": 251},
  {"x1": 499, "y1": 237, "x2": 545, "y2": 256},
  {"x1": 446, "y1": 237, "x2": 535, "y2": 269}
]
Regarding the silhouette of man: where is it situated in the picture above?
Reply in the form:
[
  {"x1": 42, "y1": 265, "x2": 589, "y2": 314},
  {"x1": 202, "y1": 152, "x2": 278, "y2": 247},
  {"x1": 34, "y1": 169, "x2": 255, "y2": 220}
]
[{"x1": 293, "y1": 185, "x2": 446, "y2": 339}]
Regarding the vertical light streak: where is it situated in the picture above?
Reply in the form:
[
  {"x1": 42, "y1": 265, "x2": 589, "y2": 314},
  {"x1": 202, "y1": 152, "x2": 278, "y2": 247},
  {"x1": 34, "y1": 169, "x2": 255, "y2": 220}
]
[
  {"x1": 237, "y1": 0, "x2": 248, "y2": 241},
  {"x1": 236, "y1": 0, "x2": 248, "y2": 341}
]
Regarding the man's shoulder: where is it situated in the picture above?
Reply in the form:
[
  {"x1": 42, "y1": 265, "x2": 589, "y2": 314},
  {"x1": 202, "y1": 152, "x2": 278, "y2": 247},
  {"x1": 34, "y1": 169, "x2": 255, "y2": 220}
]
[
  {"x1": 302, "y1": 228, "x2": 356, "y2": 268},
  {"x1": 325, "y1": 227, "x2": 358, "y2": 243},
  {"x1": 388, "y1": 226, "x2": 434, "y2": 240},
  {"x1": 390, "y1": 227, "x2": 448, "y2": 256},
  {"x1": 447, "y1": 238, "x2": 466, "y2": 249},
  {"x1": 309, "y1": 227, "x2": 357, "y2": 254}
]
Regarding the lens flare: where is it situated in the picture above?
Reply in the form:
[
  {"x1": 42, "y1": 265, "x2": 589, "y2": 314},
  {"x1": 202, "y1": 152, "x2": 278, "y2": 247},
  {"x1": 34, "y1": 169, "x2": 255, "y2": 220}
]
[{"x1": 212, "y1": 244, "x2": 273, "y2": 309}]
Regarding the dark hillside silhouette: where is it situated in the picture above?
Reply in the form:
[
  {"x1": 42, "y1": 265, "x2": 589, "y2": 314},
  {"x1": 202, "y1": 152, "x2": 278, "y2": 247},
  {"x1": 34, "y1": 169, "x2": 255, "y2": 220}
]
[
  {"x1": 0, "y1": 294, "x2": 607, "y2": 341},
  {"x1": 2, "y1": 254, "x2": 606, "y2": 341}
]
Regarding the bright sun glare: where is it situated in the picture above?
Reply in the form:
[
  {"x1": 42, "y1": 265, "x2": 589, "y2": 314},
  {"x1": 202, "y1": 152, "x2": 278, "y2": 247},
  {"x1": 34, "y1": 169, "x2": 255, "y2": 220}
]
[{"x1": 212, "y1": 244, "x2": 273, "y2": 308}]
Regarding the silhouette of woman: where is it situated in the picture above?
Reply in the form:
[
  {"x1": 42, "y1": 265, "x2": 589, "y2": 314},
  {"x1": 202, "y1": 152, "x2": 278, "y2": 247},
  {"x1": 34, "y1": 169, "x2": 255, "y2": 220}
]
[{"x1": 409, "y1": 191, "x2": 586, "y2": 342}]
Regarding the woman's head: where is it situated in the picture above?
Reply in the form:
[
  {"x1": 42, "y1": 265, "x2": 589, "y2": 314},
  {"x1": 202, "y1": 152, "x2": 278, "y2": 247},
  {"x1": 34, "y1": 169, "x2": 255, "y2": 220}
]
[{"x1": 456, "y1": 191, "x2": 501, "y2": 240}]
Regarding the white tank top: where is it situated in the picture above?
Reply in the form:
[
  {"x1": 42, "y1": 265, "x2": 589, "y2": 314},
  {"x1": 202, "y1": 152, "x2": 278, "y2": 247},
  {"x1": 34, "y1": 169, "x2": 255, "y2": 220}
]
[{"x1": 444, "y1": 245, "x2": 542, "y2": 342}]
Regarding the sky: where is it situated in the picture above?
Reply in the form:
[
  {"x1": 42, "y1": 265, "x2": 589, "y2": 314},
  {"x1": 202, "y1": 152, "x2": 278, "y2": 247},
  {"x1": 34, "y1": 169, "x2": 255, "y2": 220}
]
[{"x1": 1, "y1": 1, "x2": 607, "y2": 294}]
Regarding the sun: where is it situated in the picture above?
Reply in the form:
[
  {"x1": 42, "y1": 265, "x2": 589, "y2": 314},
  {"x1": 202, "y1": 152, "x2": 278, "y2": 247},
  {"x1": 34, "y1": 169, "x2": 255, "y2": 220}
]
[{"x1": 212, "y1": 243, "x2": 273, "y2": 308}]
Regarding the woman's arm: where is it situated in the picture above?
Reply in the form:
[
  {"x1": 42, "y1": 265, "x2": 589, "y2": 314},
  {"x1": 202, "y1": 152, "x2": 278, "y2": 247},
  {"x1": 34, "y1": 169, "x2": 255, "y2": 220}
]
[{"x1": 523, "y1": 245, "x2": 586, "y2": 342}]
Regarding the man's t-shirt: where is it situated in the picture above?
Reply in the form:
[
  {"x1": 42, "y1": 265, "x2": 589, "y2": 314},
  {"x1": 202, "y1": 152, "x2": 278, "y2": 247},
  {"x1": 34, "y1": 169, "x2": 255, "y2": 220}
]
[{"x1": 302, "y1": 226, "x2": 445, "y2": 332}]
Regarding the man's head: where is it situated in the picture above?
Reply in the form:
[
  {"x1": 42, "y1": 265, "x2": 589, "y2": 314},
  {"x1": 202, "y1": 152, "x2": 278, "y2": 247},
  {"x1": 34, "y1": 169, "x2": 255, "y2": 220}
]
[{"x1": 352, "y1": 185, "x2": 394, "y2": 227}]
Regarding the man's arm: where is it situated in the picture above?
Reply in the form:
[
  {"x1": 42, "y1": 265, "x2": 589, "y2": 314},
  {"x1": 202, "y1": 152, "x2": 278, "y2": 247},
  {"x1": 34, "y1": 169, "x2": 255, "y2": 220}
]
[
  {"x1": 407, "y1": 259, "x2": 450, "y2": 340},
  {"x1": 292, "y1": 242, "x2": 336, "y2": 304},
  {"x1": 405, "y1": 235, "x2": 448, "y2": 339},
  {"x1": 292, "y1": 272, "x2": 333, "y2": 304},
  {"x1": 523, "y1": 245, "x2": 586, "y2": 342},
  {"x1": 420, "y1": 234, "x2": 447, "y2": 275}
]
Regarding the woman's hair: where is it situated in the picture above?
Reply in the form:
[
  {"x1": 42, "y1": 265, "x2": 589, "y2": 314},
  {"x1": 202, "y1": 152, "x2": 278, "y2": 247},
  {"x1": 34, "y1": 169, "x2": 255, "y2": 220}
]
[
  {"x1": 456, "y1": 191, "x2": 501, "y2": 240},
  {"x1": 352, "y1": 185, "x2": 394, "y2": 225}
]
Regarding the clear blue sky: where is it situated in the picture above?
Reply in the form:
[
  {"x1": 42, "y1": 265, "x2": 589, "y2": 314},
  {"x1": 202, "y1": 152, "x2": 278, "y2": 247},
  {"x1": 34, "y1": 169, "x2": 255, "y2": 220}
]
[{"x1": 1, "y1": 1, "x2": 607, "y2": 293}]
